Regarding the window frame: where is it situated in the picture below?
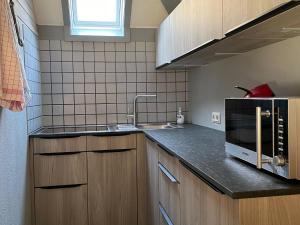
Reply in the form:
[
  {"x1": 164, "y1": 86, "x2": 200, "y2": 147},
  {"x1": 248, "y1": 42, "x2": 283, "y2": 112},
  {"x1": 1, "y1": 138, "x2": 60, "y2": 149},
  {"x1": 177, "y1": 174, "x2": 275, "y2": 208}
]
[{"x1": 68, "y1": 0, "x2": 126, "y2": 36}]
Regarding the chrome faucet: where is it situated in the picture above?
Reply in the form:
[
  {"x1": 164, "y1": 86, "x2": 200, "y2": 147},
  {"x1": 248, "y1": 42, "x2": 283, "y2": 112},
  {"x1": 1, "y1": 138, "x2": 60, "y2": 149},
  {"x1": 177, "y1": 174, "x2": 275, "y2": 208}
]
[{"x1": 128, "y1": 95, "x2": 157, "y2": 127}]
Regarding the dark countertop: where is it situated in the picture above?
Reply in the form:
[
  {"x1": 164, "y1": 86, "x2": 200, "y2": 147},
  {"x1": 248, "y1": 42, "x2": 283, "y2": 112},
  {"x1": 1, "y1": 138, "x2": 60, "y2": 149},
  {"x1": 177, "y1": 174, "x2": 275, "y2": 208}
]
[
  {"x1": 144, "y1": 124, "x2": 300, "y2": 199},
  {"x1": 30, "y1": 124, "x2": 300, "y2": 199}
]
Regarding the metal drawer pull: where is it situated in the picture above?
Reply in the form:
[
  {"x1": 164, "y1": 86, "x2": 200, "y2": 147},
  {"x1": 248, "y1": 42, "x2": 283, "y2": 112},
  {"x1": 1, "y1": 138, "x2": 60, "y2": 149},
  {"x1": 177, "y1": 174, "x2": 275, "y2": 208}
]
[
  {"x1": 159, "y1": 203, "x2": 174, "y2": 225},
  {"x1": 158, "y1": 163, "x2": 178, "y2": 183},
  {"x1": 38, "y1": 184, "x2": 83, "y2": 189}
]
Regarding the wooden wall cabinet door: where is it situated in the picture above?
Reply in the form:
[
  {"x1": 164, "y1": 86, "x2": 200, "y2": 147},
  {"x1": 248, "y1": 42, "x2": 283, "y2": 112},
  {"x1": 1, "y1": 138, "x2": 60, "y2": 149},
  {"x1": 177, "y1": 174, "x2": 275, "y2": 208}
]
[
  {"x1": 35, "y1": 185, "x2": 88, "y2": 225},
  {"x1": 156, "y1": 17, "x2": 172, "y2": 68},
  {"x1": 223, "y1": 0, "x2": 291, "y2": 34},
  {"x1": 87, "y1": 150, "x2": 137, "y2": 225}
]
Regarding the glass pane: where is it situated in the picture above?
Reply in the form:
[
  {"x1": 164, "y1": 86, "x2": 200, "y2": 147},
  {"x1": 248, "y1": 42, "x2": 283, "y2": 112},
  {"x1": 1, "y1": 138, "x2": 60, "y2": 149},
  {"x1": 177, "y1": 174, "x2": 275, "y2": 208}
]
[{"x1": 75, "y1": 0, "x2": 118, "y2": 23}]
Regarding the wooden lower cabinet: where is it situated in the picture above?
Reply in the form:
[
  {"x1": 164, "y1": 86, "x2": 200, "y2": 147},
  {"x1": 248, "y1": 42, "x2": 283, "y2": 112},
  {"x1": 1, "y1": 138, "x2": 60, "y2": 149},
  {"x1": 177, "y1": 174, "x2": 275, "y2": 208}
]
[
  {"x1": 35, "y1": 185, "x2": 88, "y2": 225},
  {"x1": 180, "y1": 163, "x2": 300, "y2": 225},
  {"x1": 144, "y1": 138, "x2": 160, "y2": 225},
  {"x1": 87, "y1": 150, "x2": 137, "y2": 225}
]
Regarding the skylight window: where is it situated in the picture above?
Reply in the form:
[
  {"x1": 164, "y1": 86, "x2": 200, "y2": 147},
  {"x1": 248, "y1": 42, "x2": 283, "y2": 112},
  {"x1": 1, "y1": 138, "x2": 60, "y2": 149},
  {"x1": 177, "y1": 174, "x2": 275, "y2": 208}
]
[{"x1": 69, "y1": 0, "x2": 125, "y2": 37}]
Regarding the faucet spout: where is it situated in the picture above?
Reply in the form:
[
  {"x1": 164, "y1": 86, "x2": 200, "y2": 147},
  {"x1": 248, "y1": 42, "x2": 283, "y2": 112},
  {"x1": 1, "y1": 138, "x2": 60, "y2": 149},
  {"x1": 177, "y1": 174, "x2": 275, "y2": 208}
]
[{"x1": 132, "y1": 95, "x2": 157, "y2": 127}]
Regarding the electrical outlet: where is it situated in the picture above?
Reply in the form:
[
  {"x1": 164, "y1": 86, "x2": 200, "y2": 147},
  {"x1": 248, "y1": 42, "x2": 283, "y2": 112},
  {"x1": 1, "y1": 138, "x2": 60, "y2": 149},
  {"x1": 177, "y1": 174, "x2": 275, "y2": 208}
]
[{"x1": 212, "y1": 112, "x2": 221, "y2": 124}]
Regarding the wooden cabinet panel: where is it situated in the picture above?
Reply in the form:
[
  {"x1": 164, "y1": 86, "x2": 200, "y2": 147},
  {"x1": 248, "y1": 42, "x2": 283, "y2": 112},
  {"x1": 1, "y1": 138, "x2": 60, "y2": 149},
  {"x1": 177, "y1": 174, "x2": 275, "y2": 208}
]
[
  {"x1": 33, "y1": 136, "x2": 86, "y2": 154},
  {"x1": 146, "y1": 138, "x2": 160, "y2": 225},
  {"x1": 87, "y1": 150, "x2": 137, "y2": 225},
  {"x1": 35, "y1": 185, "x2": 88, "y2": 225},
  {"x1": 158, "y1": 147, "x2": 180, "y2": 225},
  {"x1": 223, "y1": 0, "x2": 290, "y2": 34},
  {"x1": 86, "y1": 134, "x2": 136, "y2": 151},
  {"x1": 190, "y1": 0, "x2": 223, "y2": 49},
  {"x1": 180, "y1": 164, "x2": 239, "y2": 225},
  {"x1": 34, "y1": 153, "x2": 87, "y2": 187}
]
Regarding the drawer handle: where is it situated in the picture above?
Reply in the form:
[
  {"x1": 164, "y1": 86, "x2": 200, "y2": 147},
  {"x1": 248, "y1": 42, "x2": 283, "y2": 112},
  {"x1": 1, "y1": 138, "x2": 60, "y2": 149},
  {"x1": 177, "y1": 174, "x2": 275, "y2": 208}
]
[
  {"x1": 38, "y1": 184, "x2": 83, "y2": 190},
  {"x1": 91, "y1": 133, "x2": 132, "y2": 137},
  {"x1": 158, "y1": 163, "x2": 178, "y2": 183},
  {"x1": 38, "y1": 135, "x2": 82, "y2": 139},
  {"x1": 38, "y1": 151, "x2": 83, "y2": 156},
  {"x1": 159, "y1": 203, "x2": 174, "y2": 225},
  {"x1": 90, "y1": 149, "x2": 134, "y2": 153}
]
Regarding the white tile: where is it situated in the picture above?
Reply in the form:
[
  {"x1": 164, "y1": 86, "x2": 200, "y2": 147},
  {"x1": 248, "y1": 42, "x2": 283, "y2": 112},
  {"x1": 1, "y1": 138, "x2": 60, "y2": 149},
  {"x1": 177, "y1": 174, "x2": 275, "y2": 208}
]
[
  {"x1": 40, "y1": 51, "x2": 50, "y2": 61},
  {"x1": 75, "y1": 94, "x2": 85, "y2": 104},
  {"x1": 42, "y1": 84, "x2": 51, "y2": 94},
  {"x1": 116, "y1": 72, "x2": 126, "y2": 82},
  {"x1": 62, "y1": 73, "x2": 73, "y2": 83},
  {"x1": 64, "y1": 115, "x2": 75, "y2": 125},
  {"x1": 167, "y1": 83, "x2": 176, "y2": 92},
  {"x1": 126, "y1": 52, "x2": 136, "y2": 62},
  {"x1": 97, "y1": 114, "x2": 107, "y2": 124},
  {"x1": 75, "y1": 115, "x2": 86, "y2": 125},
  {"x1": 136, "y1": 63, "x2": 146, "y2": 72},
  {"x1": 148, "y1": 113, "x2": 158, "y2": 123},
  {"x1": 106, "y1": 83, "x2": 117, "y2": 93},
  {"x1": 63, "y1": 94, "x2": 74, "y2": 104},
  {"x1": 96, "y1": 104, "x2": 107, "y2": 114},
  {"x1": 85, "y1": 94, "x2": 95, "y2": 104},
  {"x1": 95, "y1": 52, "x2": 105, "y2": 61},
  {"x1": 106, "y1": 73, "x2": 116, "y2": 82},
  {"x1": 74, "y1": 83, "x2": 84, "y2": 93},
  {"x1": 107, "y1": 104, "x2": 117, "y2": 113},
  {"x1": 51, "y1": 62, "x2": 62, "y2": 72},
  {"x1": 146, "y1": 63, "x2": 156, "y2": 72},
  {"x1": 107, "y1": 94, "x2": 116, "y2": 103},
  {"x1": 176, "y1": 82, "x2": 186, "y2": 92},
  {"x1": 40, "y1": 62, "x2": 50, "y2": 72},
  {"x1": 73, "y1": 62, "x2": 84, "y2": 72},
  {"x1": 74, "y1": 73, "x2": 84, "y2": 83},
  {"x1": 42, "y1": 115, "x2": 53, "y2": 126},
  {"x1": 63, "y1": 83, "x2": 74, "y2": 93},
  {"x1": 167, "y1": 72, "x2": 176, "y2": 82},
  {"x1": 84, "y1": 62, "x2": 95, "y2": 72},
  {"x1": 95, "y1": 73, "x2": 105, "y2": 83},
  {"x1": 157, "y1": 103, "x2": 167, "y2": 112},
  {"x1": 96, "y1": 83, "x2": 106, "y2": 93},
  {"x1": 117, "y1": 83, "x2": 126, "y2": 93},
  {"x1": 147, "y1": 73, "x2": 156, "y2": 82},
  {"x1": 85, "y1": 83, "x2": 96, "y2": 93},
  {"x1": 50, "y1": 40, "x2": 61, "y2": 50},
  {"x1": 43, "y1": 105, "x2": 52, "y2": 115},
  {"x1": 167, "y1": 92, "x2": 176, "y2": 102},
  {"x1": 117, "y1": 114, "x2": 127, "y2": 124},
  {"x1": 62, "y1": 51, "x2": 72, "y2": 61},
  {"x1": 41, "y1": 73, "x2": 51, "y2": 83},
  {"x1": 53, "y1": 116, "x2": 64, "y2": 126},
  {"x1": 146, "y1": 52, "x2": 156, "y2": 62},
  {"x1": 105, "y1": 42, "x2": 115, "y2": 51},
  {"x1": 117, "y1": 94, "x2": 126, "y2": 103},
  {"x1": 157, "y1": 83, "x2": 166, "y2": 92},
  {"x1": 116, "y1": 42, "x2": 125, "y2": 51},
  {"x1": 147, "y1": 83, "x2": 156, "y2": 92},
  {"x1": 52, "y1": 83, "x2": 63, "y2": 93},
  {"x1": 116, "y1": 63, "x2": 126, "y2": 72},
  {"x1": 86, "y1": 105, "x2": 96, "y2": 114},
  {"x1": 75, "y1": 104, "x2": 86, "y2": 114},
  {"x1": 95, "y1": 62, "x2": 105, "y2": 72},
  {"x1": 126, "y1": 42, "x2": 135, "y2": 51},
  {"x1": 62, "y1": 62, "x2": 73, "y2": 72},
  {"x1": 116, "y1": 52, "x2": 125, "y2": 62},
  {"x1": 157, "y1": 113, "x2": 167, "y2": 122},
  {"x1": 127, "y1": 73, "x2": 136, "y2": 82},
  {"x1": 127, "y1": 83, "x2": 136, "y2": 93},
  {"x1": 117, "y1": 104, "x2": 127, "y2": 113},
  {"x1": 52, "y1": 94, "x2": 63, "y2": 104},
  {"x1": 85, "y1": 73, "x2": 95, "y2": 83},
  {"x1": 94, "y1": 42, "x2": 104, "y2": 51},
  {"x1": 84, "y1": 42, "x2": 94, "y2": 51},
  {"x1": 86, "y1": 115, "x2": 97, "y2": 124},
  {"x1": 61, "y1": 41, "x2": 72, "y2": 51},
  {"x1": 105, "y1": 52, "x2": 115, "y2": 62},
  {"x1": 106, "y1": 63, "x2": 115, "y2": 72},
  {"x1": 136, "y1": 52, "x2": 146, "y2": 62},
  {"x1": 50, "y1": 51, "x2": 61, "y2": 61},
  {"x1": 73, "y1": 42, "x2": 83, "y2": 51},
  {"x1": 137, "y1": 83, "x2": 146, "y2": 92},
  {"x1": 52, "y1": 73, "x2": 63, "y2": 83},
  {"x1": 73, "y1": 51, "x2": 83, "y2": 61},
  {"x1": 126, "y1": 63, "x2": 136, "y2": 72},
  {"x1": 53, "y1": 105, "x2": 63, "y2": 115},
  {"x1": 137, "y1": 73, "x2": 146, "y2": 82},
  {"x1": 84, "y1": 52, "x2": 94, "y2": 61},
  {"x1": 96, "y1": 94, "x2": 106, "y2": 103}
]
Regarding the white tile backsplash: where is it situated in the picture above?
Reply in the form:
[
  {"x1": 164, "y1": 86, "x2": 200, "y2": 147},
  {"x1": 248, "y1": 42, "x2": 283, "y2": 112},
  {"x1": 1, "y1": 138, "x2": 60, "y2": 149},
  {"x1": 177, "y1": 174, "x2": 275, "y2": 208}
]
[{"x1": 40, "y1": 40, "x2": 189, "y2": 126}]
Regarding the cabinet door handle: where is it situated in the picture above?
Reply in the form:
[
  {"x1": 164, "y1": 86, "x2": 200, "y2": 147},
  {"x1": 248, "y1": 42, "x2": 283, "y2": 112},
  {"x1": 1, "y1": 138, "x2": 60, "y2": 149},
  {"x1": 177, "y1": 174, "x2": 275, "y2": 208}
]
[
  {"x1": 39, "y1": 135, "x2": 82, "y2": 139},
  {"x1": 90, "y1": 148, "x2": 133, "y2": 153},
  {"x1": 159, "y1": 203, "x2": 174, "y2": 225},
  {"x1": 38, "y1": 151, "x2": 82, "y2": 156},
  {"x1": 158, "y1": 163, "x2": 178, "y2": 183},
  {"x1": 38, "y1": 184, "x2": 83, "y2": 190}
]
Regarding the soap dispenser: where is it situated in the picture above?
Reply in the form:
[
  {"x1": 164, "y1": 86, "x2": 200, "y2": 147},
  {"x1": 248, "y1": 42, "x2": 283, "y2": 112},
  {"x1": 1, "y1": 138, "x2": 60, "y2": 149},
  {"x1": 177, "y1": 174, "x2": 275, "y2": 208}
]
[{"x1": 177, "y1": 107, "x2": 185, "y2": 125}]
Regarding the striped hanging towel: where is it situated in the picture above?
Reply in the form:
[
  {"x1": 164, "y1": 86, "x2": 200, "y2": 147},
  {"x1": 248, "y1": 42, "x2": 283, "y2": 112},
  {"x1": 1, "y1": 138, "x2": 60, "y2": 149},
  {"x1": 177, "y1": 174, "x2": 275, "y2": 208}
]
[{"x1": 0, "y1": 0, "x2": 31, "y2": 112}]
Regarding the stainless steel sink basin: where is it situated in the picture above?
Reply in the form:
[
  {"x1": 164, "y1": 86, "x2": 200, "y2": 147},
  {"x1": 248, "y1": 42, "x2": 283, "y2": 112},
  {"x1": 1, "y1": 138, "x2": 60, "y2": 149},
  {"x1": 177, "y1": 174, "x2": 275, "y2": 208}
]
[{"x1": 136, "y1": 123, "x2": 182, "y2": 130}]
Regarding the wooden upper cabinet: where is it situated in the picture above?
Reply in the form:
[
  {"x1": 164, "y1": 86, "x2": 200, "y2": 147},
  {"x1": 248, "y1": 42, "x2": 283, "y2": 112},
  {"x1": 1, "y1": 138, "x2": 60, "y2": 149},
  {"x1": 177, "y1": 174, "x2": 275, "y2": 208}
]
[
  {"x1": 87, "y1": 150, "x2": 137, "y2": 225},
  {"x1": 223, "y1": 0, "x2": 291, "y2": 34},
  {"x1": 156, "y1": 17, "x2": 172, "y2": 67}
]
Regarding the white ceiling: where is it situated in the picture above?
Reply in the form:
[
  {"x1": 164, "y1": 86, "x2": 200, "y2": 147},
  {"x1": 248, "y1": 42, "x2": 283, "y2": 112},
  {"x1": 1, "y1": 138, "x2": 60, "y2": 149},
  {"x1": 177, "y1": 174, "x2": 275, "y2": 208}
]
[{"x1": 32, "y1": 0, "x2": 168, "y2": 28}]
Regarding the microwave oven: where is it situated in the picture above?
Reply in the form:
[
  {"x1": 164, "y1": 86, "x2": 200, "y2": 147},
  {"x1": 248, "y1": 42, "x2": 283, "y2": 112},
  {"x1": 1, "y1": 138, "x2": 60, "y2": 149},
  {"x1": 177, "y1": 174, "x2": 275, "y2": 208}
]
[{"x1": 225, "y1": 98, "x2": 300, "y2": 179}]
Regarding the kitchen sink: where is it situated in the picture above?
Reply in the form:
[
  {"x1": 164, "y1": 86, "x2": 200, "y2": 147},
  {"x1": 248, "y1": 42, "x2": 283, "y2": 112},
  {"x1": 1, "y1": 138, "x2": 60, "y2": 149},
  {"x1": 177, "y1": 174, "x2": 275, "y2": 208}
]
[
  {"x1": 136, "y1": 123, "x2": 181, "y2": 130},
  {"x1": 111, "y1": 123, "x2": 182, "y2": 131}
]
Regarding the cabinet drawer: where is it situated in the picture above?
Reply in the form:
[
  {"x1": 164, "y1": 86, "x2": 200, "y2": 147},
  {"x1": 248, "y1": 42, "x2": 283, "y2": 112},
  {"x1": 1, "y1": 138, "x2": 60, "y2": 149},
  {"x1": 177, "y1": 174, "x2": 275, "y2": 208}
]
[
  {"x1": 158, "y1": 147, "x2": 180, "y2": 225},
  {"x1": 87, "y1": 134, "x2": 136, "y2": 151},
  {"x1": 158, "y1": 147, "x2": 180, "y2": 181},
  {"x1": 34, "y1": 153, "x2": 87, "y2": 187},
  {"x1": 35, "y1": 184, "x2": 88, "y2": 225},
  {"x1": 33, "y1": 136, "x2": 86, "y2": 154}
]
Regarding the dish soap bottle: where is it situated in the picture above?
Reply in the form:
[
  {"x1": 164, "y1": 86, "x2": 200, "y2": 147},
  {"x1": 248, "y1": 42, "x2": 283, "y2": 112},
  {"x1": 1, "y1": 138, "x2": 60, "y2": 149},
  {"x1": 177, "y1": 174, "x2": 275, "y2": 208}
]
[{"x1": 177, "y1": 107, "x2": 185, "y2": 125}]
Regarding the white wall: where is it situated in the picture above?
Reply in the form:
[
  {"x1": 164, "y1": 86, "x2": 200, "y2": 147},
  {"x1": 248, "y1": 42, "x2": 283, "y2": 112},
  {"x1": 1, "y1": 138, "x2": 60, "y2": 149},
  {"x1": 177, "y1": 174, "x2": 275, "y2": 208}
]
[
  {"x1": 32, "y1": 0, "x2": 167, "y2": 28},
  {"x1": 190, "y1": 36, "x2": 300, "y2": 131}
]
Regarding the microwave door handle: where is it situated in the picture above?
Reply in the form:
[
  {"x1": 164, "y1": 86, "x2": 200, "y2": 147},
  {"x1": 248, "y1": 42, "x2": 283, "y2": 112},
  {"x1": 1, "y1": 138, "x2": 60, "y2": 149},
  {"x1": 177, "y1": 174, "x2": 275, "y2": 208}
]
[{"x1": 256, "y1": 107, "x2": 271, "y2": 169}]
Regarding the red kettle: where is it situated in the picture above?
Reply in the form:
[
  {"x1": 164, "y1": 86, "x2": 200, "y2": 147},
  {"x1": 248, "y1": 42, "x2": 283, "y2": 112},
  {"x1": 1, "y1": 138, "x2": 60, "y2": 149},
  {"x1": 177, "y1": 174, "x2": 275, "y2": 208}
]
[{"x1": 235, "y1": 84, "x2": 275, "y2": 98}]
